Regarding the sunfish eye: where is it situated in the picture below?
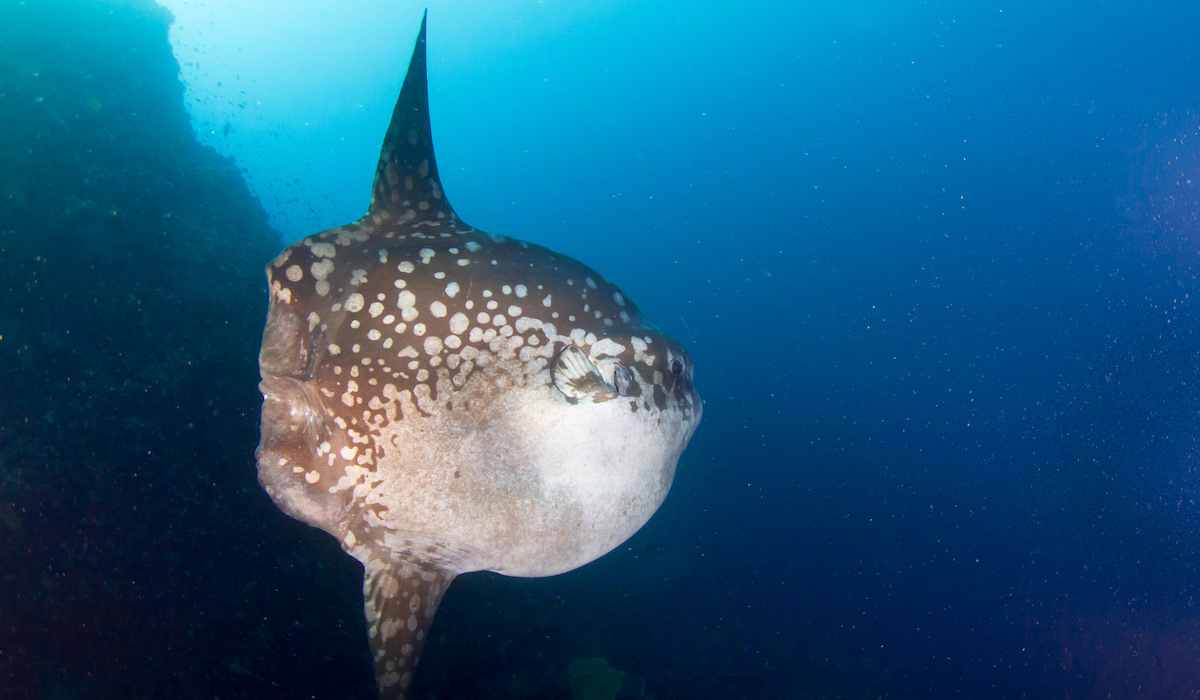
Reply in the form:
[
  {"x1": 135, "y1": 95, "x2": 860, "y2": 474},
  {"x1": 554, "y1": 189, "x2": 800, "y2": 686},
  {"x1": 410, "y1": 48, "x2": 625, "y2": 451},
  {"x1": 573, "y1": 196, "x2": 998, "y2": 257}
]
[
  {"x1": 670, "y1": 357, "x2": 684, "y2": 376},
  {"x1": 614, "y1": 364, "x2": 633, "y2": 396}
]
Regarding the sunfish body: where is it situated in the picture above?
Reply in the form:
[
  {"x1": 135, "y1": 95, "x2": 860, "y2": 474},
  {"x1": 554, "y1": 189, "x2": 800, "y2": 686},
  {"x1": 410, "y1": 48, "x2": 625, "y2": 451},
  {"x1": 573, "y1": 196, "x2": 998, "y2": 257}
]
[{"x1": 255, "y1": 14, "x2": 701, "y2": 698}]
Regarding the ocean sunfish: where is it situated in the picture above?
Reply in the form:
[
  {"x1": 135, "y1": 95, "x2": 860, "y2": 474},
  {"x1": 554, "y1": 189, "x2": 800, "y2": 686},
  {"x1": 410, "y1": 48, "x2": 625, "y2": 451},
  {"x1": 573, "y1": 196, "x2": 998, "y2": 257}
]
[{"x1": 255, "y1": 13, "x2": 701, "y2": 699}]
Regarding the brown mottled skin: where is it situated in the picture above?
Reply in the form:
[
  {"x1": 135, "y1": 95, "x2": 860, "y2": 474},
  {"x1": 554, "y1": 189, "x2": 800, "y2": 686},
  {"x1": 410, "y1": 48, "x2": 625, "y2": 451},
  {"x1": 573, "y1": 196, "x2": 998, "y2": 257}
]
[{"x1": 255, "y1": 13, "x2": 700, "y2": 699}]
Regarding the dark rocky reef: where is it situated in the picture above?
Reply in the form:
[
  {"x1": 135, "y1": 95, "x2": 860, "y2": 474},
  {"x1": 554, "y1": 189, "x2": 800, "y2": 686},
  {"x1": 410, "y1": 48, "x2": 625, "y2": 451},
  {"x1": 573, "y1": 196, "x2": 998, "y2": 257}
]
[
  {"x1": 0, "y1": 1, "x2": 373, "y2": 697},
  {"x1": 0, "y1": 0, "x2": 276, "y2": 438}
]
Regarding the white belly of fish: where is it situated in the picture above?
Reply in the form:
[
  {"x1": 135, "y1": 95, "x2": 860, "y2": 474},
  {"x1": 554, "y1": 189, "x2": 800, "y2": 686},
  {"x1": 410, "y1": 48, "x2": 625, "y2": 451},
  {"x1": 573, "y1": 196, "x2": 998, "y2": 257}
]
[{"x1": 363, "y1": 380, "x2": 690, "y2": 577}]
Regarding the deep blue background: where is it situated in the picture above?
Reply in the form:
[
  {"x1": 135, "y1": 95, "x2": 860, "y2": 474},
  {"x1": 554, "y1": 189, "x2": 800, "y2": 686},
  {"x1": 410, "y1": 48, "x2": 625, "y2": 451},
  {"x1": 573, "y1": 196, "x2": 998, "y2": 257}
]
[
  {"x1": 179, "y1": 0, "x2": 1200, "y2": 696},
  {"x1": 4, "y1": 0, "x2": 1200, "y2": 697}
]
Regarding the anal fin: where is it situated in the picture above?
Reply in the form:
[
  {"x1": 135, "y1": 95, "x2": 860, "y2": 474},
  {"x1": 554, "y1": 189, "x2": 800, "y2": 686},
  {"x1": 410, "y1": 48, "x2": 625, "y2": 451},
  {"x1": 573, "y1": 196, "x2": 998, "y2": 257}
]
[{"x1": 363, "y1": 556, "x2": 456, "y2": 699}]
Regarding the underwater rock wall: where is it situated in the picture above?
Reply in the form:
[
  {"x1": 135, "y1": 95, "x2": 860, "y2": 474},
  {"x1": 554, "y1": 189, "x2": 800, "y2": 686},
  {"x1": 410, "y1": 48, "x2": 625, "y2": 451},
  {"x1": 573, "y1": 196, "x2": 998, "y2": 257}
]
[
  {"x1": 0, "y1": 0, "x2": 278, "y2": 439},
  {"x1": 0, "y1": 2, "x2": 378, "y2": 698}
]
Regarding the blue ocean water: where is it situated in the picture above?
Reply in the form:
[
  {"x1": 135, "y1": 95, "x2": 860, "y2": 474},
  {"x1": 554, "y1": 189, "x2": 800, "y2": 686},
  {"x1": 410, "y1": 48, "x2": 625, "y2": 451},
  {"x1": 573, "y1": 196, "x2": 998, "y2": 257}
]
[{"x1": 3, "y1": 0, "x2": 1200, "y2": 698}]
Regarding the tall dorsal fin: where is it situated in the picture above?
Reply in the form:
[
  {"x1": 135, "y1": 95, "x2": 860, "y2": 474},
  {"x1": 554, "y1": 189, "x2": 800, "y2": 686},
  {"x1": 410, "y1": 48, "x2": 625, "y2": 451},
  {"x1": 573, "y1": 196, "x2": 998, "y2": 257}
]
[{"x1": 368, "y1": 11, "x2": 456, "y2": 223}]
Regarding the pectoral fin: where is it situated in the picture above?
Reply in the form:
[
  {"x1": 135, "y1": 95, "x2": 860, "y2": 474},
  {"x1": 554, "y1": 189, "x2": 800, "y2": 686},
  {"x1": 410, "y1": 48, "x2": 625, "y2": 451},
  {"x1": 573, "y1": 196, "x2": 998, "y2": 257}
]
[{"x1": 552, "y1": 344, "x2": 619, "y2": 402}]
